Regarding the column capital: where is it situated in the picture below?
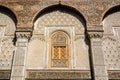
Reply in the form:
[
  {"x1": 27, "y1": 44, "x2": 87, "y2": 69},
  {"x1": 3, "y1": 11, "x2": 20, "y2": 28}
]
[
  {"x1": 15, "y1": 30, "x2": 32, "y2": 41},
  {"x1": 87, "y1": 25, "x2": 104, "y2": 39},
  {"x1": 88, "y1": 32, "x2": 103, "y2": 39}
]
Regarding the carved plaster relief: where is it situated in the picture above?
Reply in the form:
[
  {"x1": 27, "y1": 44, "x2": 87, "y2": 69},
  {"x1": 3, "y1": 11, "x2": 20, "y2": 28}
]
[
  {"x1": 27, "y1": 10, "x2": 89, "y2": 70},
  {"x1": 0, "y1": 12, "x2": 16, "y2": 70},
  {"x1": 102, "y1": 12, "x2": 120, "y2": 70}
]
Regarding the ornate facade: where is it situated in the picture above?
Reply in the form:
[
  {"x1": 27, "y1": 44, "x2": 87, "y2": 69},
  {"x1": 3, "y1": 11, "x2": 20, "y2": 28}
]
[{"x1": 0, "y1": 0, "x2": 120, "y2": 80}]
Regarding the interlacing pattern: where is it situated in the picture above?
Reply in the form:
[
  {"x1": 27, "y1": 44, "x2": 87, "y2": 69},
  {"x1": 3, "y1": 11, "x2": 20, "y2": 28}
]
[{"x1": 51, "y1": 31, "x2": 69, "y2": 68}]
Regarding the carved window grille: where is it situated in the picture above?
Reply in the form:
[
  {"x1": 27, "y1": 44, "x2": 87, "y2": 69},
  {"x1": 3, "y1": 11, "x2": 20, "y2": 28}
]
[{"x1": 51, "y1": 31, "x2": 70, "y2": 68}]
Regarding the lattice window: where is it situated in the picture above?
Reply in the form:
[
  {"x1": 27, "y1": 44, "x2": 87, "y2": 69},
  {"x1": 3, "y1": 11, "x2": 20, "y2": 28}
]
[{"x1": 51, "y1": 31, "x2": 70, "y2": 68}]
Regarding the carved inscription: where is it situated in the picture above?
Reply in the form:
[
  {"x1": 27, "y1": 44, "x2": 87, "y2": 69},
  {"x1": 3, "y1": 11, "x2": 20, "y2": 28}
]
[{"x1": 26, "y1": 70, "x2": 91, "y2": 79}]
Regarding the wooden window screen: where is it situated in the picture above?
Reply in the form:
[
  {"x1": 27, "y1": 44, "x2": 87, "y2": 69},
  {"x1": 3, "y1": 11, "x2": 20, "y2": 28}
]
[{"x1": 51, "y1": 31, "x2": 69, "y2": 68}]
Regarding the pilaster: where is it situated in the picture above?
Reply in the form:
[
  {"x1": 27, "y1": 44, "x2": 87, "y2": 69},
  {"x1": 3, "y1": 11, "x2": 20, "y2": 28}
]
[
  {"x1": 10, "y1": 30, "x2": 31, "y2": 80},
  {"x1": 88, "y1": 25, "x2": 108, "y2": 80}
]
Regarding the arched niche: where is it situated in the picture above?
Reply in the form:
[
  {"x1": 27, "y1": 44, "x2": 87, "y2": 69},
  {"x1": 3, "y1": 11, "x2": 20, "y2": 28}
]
[
  {"x1": 102, "y1": 5, "x2": 120, "y2": 70},
  {"x1": 0, "y1": 6, "x2": 17, "y2": 70},
  {"x1": 0, "y1": 6, "x2": 17, "y2": 35},
  {"x1": 102, "y1": 5, "x2": 120, "y2": 21},
  {"x1": 102, "y1": 5, "x2": 120, "y2": 34},
  {"x1": 50, "y1": 31, "x2": 70, "y2": 68},
  {"x1": 27, "y1": 4, "x2": 90, "y2": 70},
  {"x1": 33, "y1": 4, "x2": 86, "y2": 28}
]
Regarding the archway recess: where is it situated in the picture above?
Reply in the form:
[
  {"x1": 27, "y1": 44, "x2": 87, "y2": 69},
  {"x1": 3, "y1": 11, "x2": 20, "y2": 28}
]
[
  {"x1": 102, "y1": 4, "x2": 120, "y2": 80},
  {"x1": 33, "y1": 4, "x2": 86, "y2": 28},
  {"x1": 0, "y1": 6, "x2": 17, "y2": 25},
  {"x1": 102, "y1": 5, "x2": 120, "y2": 21},
  {"x1": 0, "y1": 5, "x2": 17, "y2": 80},
  {"x1": 27, "y1": 3, "x2": 91, "y2": 80}
]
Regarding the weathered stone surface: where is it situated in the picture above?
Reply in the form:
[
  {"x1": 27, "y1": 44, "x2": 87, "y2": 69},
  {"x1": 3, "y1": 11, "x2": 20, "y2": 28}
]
[
  {"x1": 0, "y1": 70, "x2": 10, "y2": 79},
  {"x1": 0, "y1": 0, "x2": 120, "y2": 27},
  {"x1": 88, "y1": 25, "x2": 108, "y2": 80},
  {"x1": 26, "y1": 70, "x2": 91, "y2": 79},
  {"x1": 108, "y1": 71, "x2": 120, "y2": 79},
  {"x1": 27, "y1": 10, "x2": 90, "y2": 70},
  {"x1": 0, "y1": 11, "x2": 15, "y2": 70},
  {"x1": 102, "y1": 12, "x2": 120, "y2": 70},
  {"x1": 0, "y1": 0, "x2": 119, "y2": 80},
  {"x1": 10, "y1": 31, "x2": 31, "y2": 80}
]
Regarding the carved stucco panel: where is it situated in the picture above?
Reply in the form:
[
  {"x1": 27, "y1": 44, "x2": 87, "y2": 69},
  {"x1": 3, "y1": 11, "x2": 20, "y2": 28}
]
[
  {"x1": 0, "y1": 37, "x2": 15, "y2": 69},
  {"x1": 102, "y1": 36, "x2": 120, "y2": 70},
  {"x1": 26, "y1": 70, "x2": 91, "y2": 79},
  {"x1": 0, "y1": 0, "x2": 120, "y2": 26}
]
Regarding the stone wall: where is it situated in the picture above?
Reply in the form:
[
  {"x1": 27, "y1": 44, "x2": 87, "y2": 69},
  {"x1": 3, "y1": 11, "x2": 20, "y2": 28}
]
[
  {"x1": 0, "y1": 0, "x2": 119, "y2": 80},
  {"x1": 27, "y1": 10, "x2": 90, "y2": 70},
  {"x1": 102, "y1": 12, "x2": 120, "y2": 70},
  {"x1": 0, "y1": 0, "x2": 120, "y2": 28},
  {"x1": 0, "y1": 12, "x2": 15, "y2": 70}
]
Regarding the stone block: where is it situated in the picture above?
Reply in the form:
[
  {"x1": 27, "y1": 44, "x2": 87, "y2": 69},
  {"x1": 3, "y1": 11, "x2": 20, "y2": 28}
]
[{"x1": 11, "y1": 66, "x2": 25, "y2": 77}]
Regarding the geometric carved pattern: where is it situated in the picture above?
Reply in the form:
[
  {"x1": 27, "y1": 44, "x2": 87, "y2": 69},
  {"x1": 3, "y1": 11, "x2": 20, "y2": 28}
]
[
  {"x1": 26, "y1": 70, "x2": 91, "y2": 79},
  {"x1": 0, "y1": 70, "x2": 10, "y2": 79},
  {"x1": 0, "y1": 37, "x2": 15, "y2": 69},
  {"x1": 108, "y1": 71, "x2": 120, "y2": 79},
  {"x1": 34, "y1": 10, "x2": 84, "y2": 35},
  {"x1": 102, "y1": 37, "x2": 119, "y2": 70},
  {"x1": 51, "y1": 31, "x2": 69, "y2": 68}
]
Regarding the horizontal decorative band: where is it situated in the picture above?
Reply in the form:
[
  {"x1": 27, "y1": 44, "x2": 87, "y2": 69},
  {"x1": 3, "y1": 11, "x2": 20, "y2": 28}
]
[
  {"x1": 0, "y1": 70, "x2": 10, "y2": 79},
  {"x1": 26, "y1": 70, "x2": 91, "y2": 79},
  {"x1": 108, "y1": 70, "x2": 120, "y2": 79}
]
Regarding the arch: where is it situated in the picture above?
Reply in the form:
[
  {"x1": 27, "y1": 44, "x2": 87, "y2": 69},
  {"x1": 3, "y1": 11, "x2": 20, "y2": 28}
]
[
  {"x1": 50, "y1": 30, "x2": 70, "y2": 38},
  {"x1": 31, "y1": 3, "x2": 91, "y2": 71},
  {"x1": 102, "y1": 5, "x2": 120, "y2": 21},
  {"x1": 50, "y1": 31, "x2": 70, "y2": 68},
  {"x1": 0, "y1": 5, "x2": 17, "y2": 25},
  {"x1": 33, "y1": 4, "x2": 86, "y2": 28}
]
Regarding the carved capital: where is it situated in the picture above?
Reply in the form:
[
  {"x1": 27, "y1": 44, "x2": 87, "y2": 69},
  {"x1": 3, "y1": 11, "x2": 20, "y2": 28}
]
[
  {"x1": 16, "y1": 31, "x2": 32, "y2": 41},
  {"x1": 87, "y1": 25, "x2": 103, "y2": 39},
  {"x1": 88, "y1": 32, "x2": 103, "y2": 39}
]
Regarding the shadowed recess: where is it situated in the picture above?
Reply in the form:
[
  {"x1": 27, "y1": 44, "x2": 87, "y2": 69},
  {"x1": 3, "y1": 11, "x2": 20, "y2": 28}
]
[
  {"x1": 103, "y1": 5, "x2": 120, "y2": 20},
  {"x1": 0, "y1": 6, "x2": 17, "y2": 25},
  {"x1": 34, "y1": 4, "x2": 86, "y2": 29}
]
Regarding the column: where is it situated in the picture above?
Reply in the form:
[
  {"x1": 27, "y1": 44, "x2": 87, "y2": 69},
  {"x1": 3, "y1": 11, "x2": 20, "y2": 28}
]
[
  {"x1": 10, "y1": 31, "x2": 31, "y2": 80},
  {"x1": 88, "y1": 25, "x2": 108, "y2": 80}
]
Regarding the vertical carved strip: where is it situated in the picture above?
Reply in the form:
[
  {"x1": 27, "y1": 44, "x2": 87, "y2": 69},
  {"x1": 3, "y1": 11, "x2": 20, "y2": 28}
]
[
  {"x1": 10, "y1": 31, "x2": 31, "y2": 80},
  {"x1": 113, "y1": 27, "x2": 120, "y2": 68},
  {"x1": 88, "y1": 26, "x2": 108, "y2": 80}
]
